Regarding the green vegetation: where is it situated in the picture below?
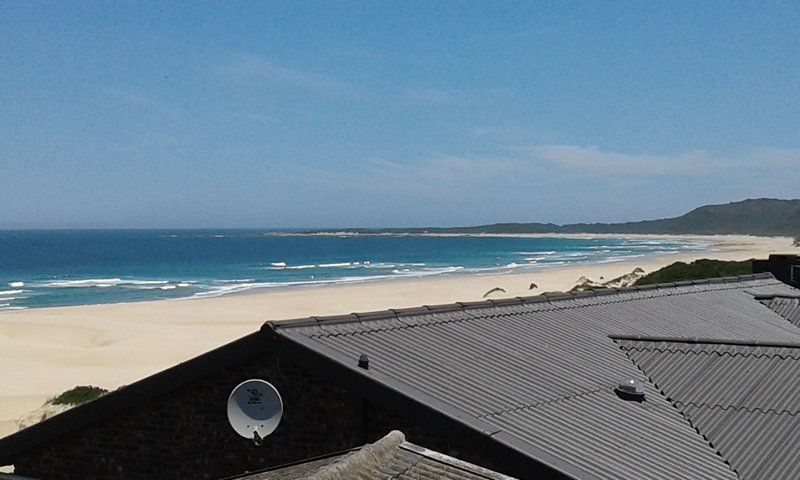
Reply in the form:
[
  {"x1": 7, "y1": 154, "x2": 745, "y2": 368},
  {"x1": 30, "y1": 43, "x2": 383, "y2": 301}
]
[
  {"x1": 50, "y1": 385, "x2": 108, "y2": 406},
  {"x1": 635, "y1": 259, "x2": 753, "y2": 286},
  {"x1": 312, "y1": 198, "x2": 800, "y2": 238}
]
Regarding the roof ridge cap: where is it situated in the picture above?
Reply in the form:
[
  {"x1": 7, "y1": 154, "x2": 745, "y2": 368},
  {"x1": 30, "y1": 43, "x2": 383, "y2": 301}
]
[
  {"x1": 611, "y1": 334, "x2": 800, "y2": 349},
  {"x1": 309, "y1": 430, "x2": 406, "y2": 480},
  {"x1": 678, "y1": 402, "x2": 800, "y2": 416},
  {"x1": 269, "y1": 273, "x2": 778, "y2": 331},
  {"x1": 398, "y1": 440, "x2": 519, "y2": 480}
]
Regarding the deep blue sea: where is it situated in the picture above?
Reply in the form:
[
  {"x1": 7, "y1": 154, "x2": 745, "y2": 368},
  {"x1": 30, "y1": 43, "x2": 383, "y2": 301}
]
[{"x1": 0, "y1": 230, "x2": 711, "y2": 310}]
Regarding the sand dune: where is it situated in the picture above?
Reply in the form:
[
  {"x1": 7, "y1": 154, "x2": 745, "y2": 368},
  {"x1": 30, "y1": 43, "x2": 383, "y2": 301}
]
[{"x1": 0, "y1": 234, "x2": 797, "y2": 438}]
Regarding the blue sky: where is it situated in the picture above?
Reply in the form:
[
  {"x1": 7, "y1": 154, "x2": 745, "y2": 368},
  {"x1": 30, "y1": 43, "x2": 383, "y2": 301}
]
[{"x1": 1, "y1": 2, "x2": 799, "y2": 228}]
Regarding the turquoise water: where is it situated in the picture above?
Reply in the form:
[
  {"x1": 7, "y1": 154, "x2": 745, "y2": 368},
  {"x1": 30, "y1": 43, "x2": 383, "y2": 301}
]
[{"x1": 0, "y1": 230, "x2": 711, "y2": 310}]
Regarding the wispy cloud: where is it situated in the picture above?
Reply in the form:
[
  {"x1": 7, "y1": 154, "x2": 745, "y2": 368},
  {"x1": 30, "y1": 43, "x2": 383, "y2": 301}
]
[
  {"x1": 214, "y1": 53, "x2": 364, "y2": 99},
  {"x1": 105, "y1": 86, "x2": 184, "y2": 121},
  {"x1": 403, "y1": 86, "x2": 513, "y2": 106},
  {"x1": 403, "y1": 87, "x2": 456, "y2": 104},
  {"x1": 519, "y1": 144, "x2": 800, "y2": 177},
  {"x1": 276, "y1": 145, "x2": 800, "y2": 196},
  {"x1": 521, "y1": 145, "x2": 714, "y2": 175},
  {"x1": 214, "y1": 53, "x2": 510, "y2": 109}
]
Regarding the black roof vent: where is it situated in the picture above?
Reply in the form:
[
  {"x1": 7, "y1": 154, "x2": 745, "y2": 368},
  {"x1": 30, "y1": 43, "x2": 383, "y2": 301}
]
[
  {"x1": 615, "y1": 379, "x2": 645, "y2": 401},
  {"x1": 358, "y1": 353, "x2": 369, "y2": 370}
]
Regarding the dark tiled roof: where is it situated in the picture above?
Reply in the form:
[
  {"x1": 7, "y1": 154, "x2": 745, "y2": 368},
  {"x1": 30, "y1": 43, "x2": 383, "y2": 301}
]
[
  {"x1": 242, "y1": 453, "x2": 345, "y2": 480},
  {"x1": 235, "y1": 431, "x2": 516, "y2": 480},
  {"x1": 274, "y1": 274, "x2": 800, "y2": 480},
  {"x1": 760, "y1": 295, "x2": 800, "y2": 326},
  {"x1": 618, "y1": 339, "x2": 800, "y2": 480}
]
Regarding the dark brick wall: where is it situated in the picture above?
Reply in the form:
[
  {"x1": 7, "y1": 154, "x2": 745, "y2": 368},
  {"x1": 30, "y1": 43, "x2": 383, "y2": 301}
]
[
  {"x1": 753, "y1": 254, "x2": 800, "y2": 288},
  {"x1": 11, "y1": 351, "x2": 494, "y2": 480}
]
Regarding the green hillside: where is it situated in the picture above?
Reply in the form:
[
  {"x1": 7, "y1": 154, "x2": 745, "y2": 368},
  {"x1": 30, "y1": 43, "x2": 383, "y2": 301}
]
[{"x1": 333, "y1": 198, "x2": 800, "y2": 240}]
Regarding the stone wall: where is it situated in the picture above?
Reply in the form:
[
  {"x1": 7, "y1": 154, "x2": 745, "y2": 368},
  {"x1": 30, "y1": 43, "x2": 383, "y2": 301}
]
[{"x1": 12, "y1": 351, "x2": 495, "y2": 480}]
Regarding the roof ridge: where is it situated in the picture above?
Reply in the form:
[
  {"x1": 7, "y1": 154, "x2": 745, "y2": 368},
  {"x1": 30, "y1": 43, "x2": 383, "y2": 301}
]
[
  {"x1": 398, "y1": 441, "x2": 519, "y2": 480},
  {"x1": 753, "y1": 293, "x2": 800, "y2": 300},
  {"x1": 270, "y1": 273, "x2": 778, "y2": 330},
  {"x1": 616, "y1": 340, "x2": 739, "y2": 477},
  {"x1": 677, "y1": 402, "x2": 800, "y2": 417},
  {"x1": 620, "y1": 345, "x2": 800, "y2": 360},
  {"x1": 611, "y1": 334, "x2": 800, "y2": 349},
  {"x1": 309, "y1": 430, "x2": 407, "y2": 480}
]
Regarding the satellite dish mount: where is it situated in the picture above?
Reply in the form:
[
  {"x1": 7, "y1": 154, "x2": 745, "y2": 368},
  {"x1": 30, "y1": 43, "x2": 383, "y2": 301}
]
[{"x1": 227, "y1": 379, "x2": 283, "y2": 446}]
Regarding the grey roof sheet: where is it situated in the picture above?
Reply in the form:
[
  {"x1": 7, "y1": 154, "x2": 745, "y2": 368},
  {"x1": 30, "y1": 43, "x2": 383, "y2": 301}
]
[
  {"x1": 482, "y1": 386, "x2": 730, "y2": 480},
  {"x1": 761, "y1": 295, "x2": 800, "y2": 327},
  {"x1": 619, "y1": 339, "x2": 800, "y2": 480},
  {"x1": 275, "y1": 275, "x2": 798, "y2": 480},
  {"x1": 237, "y1": 431, "x2": 516, "y2": 480}
]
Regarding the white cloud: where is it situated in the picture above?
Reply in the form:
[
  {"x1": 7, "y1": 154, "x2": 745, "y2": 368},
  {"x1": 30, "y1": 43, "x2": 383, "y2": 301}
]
[
  {"x1": 277, "y1": 145, "x2": 800, "y2": 198},
  {"x1": 214, "y1": 53, "x2": 363, "y2": 98},
  {"x1": 403, "y1": 87, "x2": 455, "y2": 104},
  {"x1": 105, "y1": 86, "x2": 184, "y2": 120},
  {"x1": 520, "y1": 145, "x2": 715, "y2": 175},
  {"x1": 215, "y1": 54, "x2": 506, "y2": 108},
  {"x1": 514, "y1": 144, "x2": 800, "y2": 177}
]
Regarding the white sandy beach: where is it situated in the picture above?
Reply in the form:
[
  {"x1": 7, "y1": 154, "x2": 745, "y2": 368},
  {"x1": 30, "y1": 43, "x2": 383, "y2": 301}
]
[{"x1": 0, "y1": 234, "x2": 797, "y2": 438}]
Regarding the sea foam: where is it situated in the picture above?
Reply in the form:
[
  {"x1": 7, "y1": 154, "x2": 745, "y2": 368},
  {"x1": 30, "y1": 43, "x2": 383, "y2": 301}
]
[
  {"x1": 41, "y1": 279, "x2": 169, "y2": 288},
  {"x1": 0, "y1": 290, "x2": 24, "y2": 296}
]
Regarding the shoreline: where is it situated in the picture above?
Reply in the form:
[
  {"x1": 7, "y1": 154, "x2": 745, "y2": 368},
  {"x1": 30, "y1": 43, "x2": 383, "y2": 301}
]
[
  {"x1": 0, "y1": 234, "x2": 797, "y2": 438},
  {"x1": 265, "y1": 230, "x2": 797, "y2": 241},
  {"x1": 1, "y1": 233, "x2": 776, "y2": 310}
]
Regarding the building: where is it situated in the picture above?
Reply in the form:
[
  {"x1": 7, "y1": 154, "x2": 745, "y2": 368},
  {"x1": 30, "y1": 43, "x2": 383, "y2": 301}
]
[
  {"x1": 753, "y1": 253, "x2": 800, "y2": 288},
  {"x1": 230, "y1": 430, "x2": 517, "y2": 480},
  {"x1": 1, "y1": 273, "x2": 800, "y2": 479}
]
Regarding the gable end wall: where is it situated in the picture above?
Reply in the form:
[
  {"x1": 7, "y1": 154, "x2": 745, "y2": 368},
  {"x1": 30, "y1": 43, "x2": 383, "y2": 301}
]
[{"x1": 11, "y1": 350, "x2": 501, "y2": 480}]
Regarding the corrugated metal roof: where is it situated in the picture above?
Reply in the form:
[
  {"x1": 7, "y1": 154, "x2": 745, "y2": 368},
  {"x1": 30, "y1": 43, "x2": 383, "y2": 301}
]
[
  {"x1": 761, "y1": 296, "x2": 800, "y2": 326},
  {"x1": 681, "y1": 407, "x2": 800, "y2": 480},
  {"x1": 618, "y1": 339, "x2": 800, "y2": 480},
  {"x1": 276, "y1": 275, "x2": 799, "y2": 480},
  {"x1": 235, "y1": 431, "x2": 517, "y2": 480},
  {"x1": 483, "y1": 387, "x2": 730, "y2": 480}
]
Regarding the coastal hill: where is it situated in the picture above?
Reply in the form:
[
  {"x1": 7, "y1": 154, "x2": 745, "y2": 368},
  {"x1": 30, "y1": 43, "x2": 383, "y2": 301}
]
[{"x1": 318, "y1": 198, "x2": 800, "y2": 238}]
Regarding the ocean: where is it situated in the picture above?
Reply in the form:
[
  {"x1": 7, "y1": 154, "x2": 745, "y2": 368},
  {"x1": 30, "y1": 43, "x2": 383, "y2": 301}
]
[{"x1": 0, "y1": 230, "x2": 711, "y2": 310}]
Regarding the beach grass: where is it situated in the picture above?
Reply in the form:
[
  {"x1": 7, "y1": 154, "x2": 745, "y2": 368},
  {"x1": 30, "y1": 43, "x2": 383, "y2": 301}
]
[{"x1": 50, "y1": 386, "x2": 108, "y2": 406}]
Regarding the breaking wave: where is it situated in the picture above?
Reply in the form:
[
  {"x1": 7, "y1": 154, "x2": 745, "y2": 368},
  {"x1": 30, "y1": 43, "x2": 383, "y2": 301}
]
[{"x1": 0, "y1": 290, "x2": 24, "y2": 296}]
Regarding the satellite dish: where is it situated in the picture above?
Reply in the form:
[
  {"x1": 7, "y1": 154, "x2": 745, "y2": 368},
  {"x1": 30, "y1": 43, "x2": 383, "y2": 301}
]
[{"x1": 227, "y1": 379, "x2": 283, "y2": 444}]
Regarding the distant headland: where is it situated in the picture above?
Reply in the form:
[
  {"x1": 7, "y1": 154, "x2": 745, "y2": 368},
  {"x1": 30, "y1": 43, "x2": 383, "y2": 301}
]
[{"x1": 288, "y1": 198, "x2": 800, "y2": 242}]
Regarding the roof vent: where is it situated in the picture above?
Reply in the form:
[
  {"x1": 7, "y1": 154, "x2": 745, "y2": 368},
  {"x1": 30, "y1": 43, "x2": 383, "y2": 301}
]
[
  {"x1": 615, "y1": 379, "x2": 645, "y2": 401},
  {"x1": 358, "y1": 353, "x2": 369, "y2": 370}
]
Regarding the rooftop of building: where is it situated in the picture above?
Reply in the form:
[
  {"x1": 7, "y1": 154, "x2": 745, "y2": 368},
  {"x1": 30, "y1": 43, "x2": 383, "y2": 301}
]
[
  {"x1": 228, "y1": 430, "x2": 516, "y2": 480},
  {"x1": 3, "y1": 273, "x2": 800, "y2": 480}
]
